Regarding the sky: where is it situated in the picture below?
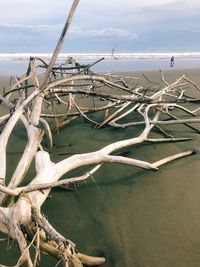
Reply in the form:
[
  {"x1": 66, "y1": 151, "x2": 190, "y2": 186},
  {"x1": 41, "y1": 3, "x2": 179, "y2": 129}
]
[{"x1": 0, "y1": 0, "x2": 200, "y2": 53}]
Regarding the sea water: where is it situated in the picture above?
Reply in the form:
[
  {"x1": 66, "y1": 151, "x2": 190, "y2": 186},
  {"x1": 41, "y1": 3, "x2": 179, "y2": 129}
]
[{"x1": 1, "y1": 52, "x2": 200, "y2": 74}]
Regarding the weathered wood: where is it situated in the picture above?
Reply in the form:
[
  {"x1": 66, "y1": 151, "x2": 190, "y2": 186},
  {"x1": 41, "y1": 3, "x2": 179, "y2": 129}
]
[{"x1": 40, "y1": 0, "x2": 80, "y2": 89}]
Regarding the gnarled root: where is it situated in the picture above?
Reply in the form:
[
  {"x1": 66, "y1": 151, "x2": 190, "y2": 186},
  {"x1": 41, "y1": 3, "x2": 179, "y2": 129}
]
[{"x1": 31, "y1": 207, "x2": 105, "y2": 266}]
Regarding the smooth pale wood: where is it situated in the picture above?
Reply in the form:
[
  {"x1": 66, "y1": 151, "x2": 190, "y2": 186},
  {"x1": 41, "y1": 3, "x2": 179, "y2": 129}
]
[
  {"x1": 152, "y1": 150, "x2": 195, "y2": 168},
  {"x1": 7, "y1": 126, "x2": 44, "y2": 189},
  {"x1": 40, "y1": 0, "x2": 80, "y2": 89},
  {"x1": 97, "y1": 101, "x2": 132, "y2": 128},
  {"x1": 77, "y1": 253, "x2": 106, "y2": 266}
]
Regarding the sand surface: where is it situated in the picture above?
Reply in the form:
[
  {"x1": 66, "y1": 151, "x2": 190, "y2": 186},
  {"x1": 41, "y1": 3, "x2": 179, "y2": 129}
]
[{"x1": 1, "y1": 68, "x2": 200, "y2": 267}]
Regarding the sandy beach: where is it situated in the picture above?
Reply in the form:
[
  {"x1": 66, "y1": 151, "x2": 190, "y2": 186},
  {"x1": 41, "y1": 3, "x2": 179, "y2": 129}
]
[
  {"x1": 1, "y1": 66, "x2": 200, "y2": 90},
  {"x1": 1, "y1": 67, "x2": 200, "y2": 267}
]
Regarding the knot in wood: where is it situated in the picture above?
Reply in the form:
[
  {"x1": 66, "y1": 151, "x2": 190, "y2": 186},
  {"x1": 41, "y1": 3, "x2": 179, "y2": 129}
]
[{"x1": 20, "y1": 191, "x2": 32, "y2": 205}]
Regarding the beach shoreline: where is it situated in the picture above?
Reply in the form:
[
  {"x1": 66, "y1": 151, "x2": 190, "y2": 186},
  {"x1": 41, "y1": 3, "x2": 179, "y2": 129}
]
[{"x1": 1, "y1": 55, "x2": 200, "y2": 75}]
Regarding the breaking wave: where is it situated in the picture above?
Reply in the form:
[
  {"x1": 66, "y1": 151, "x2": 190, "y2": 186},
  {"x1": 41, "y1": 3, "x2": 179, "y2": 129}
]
[{"x1": 1, "y1": 52, "x2": 200, "y2": 62}]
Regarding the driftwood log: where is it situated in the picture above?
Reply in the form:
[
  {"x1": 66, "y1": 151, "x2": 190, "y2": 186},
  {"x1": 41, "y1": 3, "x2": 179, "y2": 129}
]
[{"x1": 0, "y1": 1, "x2": 200, "y2": 266}]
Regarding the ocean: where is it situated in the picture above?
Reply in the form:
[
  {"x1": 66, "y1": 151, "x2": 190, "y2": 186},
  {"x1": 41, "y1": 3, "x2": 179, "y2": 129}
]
[{"x1": 1, "y1": 52, "x2": 200, "y2": 74}]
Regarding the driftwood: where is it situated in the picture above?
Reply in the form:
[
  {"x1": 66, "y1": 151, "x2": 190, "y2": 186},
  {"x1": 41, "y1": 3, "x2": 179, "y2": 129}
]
[{"x1": 1, "y1": 1, "x2": 200, "y2": 266}]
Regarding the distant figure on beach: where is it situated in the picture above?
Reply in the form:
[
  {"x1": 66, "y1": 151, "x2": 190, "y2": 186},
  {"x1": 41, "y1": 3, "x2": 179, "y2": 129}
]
[
  {"x1": 111, "y1": 47, "x2": 118, "y2": 60},
  {"x1": 170, "y1": 56, "x2": 175, "y2": 67}
]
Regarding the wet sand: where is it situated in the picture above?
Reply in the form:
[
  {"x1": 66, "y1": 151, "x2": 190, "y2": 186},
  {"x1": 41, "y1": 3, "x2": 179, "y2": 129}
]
[{"x1": 1, "y1": 68, "x2": 200, "y2": 267}]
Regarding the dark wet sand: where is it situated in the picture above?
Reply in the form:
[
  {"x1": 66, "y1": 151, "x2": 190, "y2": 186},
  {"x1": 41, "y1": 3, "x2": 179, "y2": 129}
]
[{"x1": 1, "y1": 68, "x2": 200, "y2": 267}]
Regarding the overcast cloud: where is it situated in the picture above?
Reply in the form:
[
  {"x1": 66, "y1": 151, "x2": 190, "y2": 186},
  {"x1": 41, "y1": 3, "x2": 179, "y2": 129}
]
[{"x1": 0, "y1": 0, "x2": 200, "y2": 53}]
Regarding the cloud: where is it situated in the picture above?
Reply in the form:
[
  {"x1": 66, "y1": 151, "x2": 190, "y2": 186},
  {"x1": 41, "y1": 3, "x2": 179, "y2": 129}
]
[
  {"x1": 0, "y1": 23, "x2": 62, "y2": 33},
  {"x1": 0, "y1": 22, "x2": 62, "y2": 52},
  {"x1": 0, "y1": 23, "x2": 137, "y2": 39},
  {"x1": 70, "y1": 27, "x2": 138, "y2": 39},
  {"x1": 138, "y1": 0, "x2": 179, "y2": 7},
  {"x1": 0, "y1": 0, "x2": 200, "y2": 53},
  {"x1": 0, "y1": 0, "x2": 68, "y2": 24}
]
